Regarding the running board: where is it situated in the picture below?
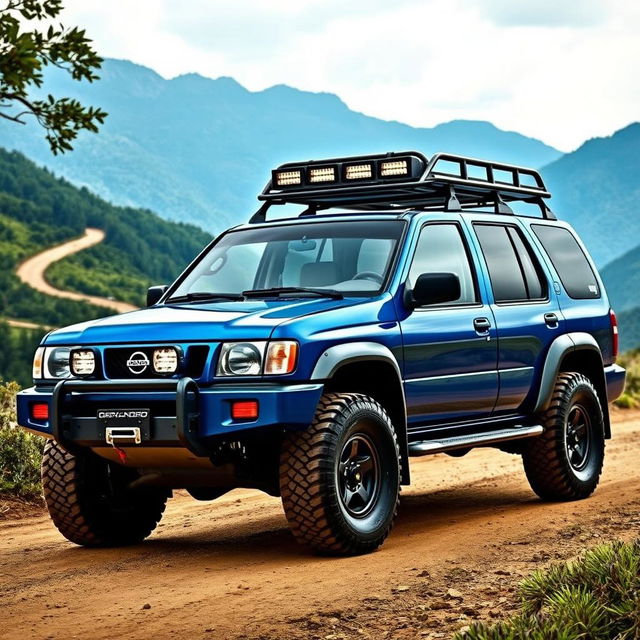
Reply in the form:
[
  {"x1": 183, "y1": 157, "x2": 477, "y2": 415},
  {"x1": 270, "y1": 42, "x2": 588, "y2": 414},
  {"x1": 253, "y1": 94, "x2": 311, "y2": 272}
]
[{"x1": 408, "y1": 425, "x2": 544, "y2": 457}]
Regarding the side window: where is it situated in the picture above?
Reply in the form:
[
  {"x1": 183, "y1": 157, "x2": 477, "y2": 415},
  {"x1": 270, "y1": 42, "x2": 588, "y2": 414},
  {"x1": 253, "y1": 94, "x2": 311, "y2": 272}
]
[
  {"x1": 532, "y1": 225, "x2": 600, "y2": 299},
  {"x1": 408, "y1": 223, "x2": 477, "y2": 305},
  {"x1": 474, "y1": 224, "x2": 546, "y2": 303}
]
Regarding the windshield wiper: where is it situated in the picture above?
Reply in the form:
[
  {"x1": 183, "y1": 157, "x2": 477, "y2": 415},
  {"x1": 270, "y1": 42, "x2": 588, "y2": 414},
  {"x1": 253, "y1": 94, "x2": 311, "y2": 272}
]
[
  {"x1": 242, "y1": 286, "x2": 343, "y2": 300},
  {"x1": 166, "y1": 291, "x2": 245, "y2": 304}
]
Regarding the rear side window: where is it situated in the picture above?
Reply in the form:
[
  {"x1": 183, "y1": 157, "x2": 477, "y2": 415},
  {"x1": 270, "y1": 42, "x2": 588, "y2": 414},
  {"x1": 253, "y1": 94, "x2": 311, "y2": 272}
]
[
  {"x1": 532, "y1": 225, "x2": 600, "y2": 299},
  {"x1": 474, "y1": 224, "x2": 547, "y2": 303}
]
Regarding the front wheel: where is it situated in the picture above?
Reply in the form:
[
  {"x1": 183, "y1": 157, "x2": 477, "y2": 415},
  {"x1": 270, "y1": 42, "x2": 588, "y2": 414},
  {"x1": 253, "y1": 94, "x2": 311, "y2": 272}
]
[
  {"x1": 280, "y1": 393, "x2": 401, "y2": 555},
  {"x1": 522, "y1": 372, "x2": 605, "y2": 501},
  {"x1": 42, "y1": 440, "x2": 169, "y2": 547}
]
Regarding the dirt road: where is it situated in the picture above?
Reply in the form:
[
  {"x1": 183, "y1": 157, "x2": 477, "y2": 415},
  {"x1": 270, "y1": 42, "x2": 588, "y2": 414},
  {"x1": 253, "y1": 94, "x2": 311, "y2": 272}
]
[
  {"x1": 1, "y1": 410, "x2": 639, "y2": 640},
  {"x1": 15, "y1": 228, "x2": 137, "y2": 314}
]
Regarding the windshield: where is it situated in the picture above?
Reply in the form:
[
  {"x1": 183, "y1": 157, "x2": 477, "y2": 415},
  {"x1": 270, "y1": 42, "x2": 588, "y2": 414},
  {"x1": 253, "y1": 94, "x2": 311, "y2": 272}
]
[{"x1": 169, "y1": 220, "x2": 404, "y2": 299}]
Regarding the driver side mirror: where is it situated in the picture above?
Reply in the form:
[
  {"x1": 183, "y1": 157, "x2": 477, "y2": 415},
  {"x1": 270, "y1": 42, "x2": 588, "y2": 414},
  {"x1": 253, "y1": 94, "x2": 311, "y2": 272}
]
[
  {"x1": 407, "y1": 272, "x2": 461, "y2": 308},
  {"x1": 147, "y1": 285, "x2": 168, "y2": 307}
]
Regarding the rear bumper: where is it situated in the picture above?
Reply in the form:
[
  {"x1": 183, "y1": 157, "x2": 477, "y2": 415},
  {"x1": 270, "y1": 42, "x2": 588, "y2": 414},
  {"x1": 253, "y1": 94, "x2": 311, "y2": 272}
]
[
  {"x1": 605, "y1": 364, "x2": 626, "y2": 403},
  {"x1": 17, "y1": 378, "x2": 324, "y2": 454}
]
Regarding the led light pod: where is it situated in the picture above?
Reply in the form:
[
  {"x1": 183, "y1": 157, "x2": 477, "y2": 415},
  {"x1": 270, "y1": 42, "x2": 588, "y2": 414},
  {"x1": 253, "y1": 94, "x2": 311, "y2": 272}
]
[{"x1": 70, "y1": 349, "x2": 96, "y2": 376}]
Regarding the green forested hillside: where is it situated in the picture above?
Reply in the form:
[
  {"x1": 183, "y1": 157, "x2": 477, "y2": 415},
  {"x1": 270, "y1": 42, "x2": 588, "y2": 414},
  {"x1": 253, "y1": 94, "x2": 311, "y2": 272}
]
[{"x1": 0, "y1": 147, "x2": 210, "y2": 324}]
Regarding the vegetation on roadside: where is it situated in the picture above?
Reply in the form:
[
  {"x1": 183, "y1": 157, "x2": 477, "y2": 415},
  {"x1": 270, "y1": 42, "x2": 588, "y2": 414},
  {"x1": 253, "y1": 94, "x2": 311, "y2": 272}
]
[
  {"x1": 0, "y1": 381, "x2": 43, "y2": 497},
  {"x1": 614, "y1": 349, "x2": 640, "y2": 409},
  {"x1": 0, "y1": 323, "x2": 47, "y2": 387},
  {"x1": 456, "y1": 540, "x2": 640, "y2": 640}
]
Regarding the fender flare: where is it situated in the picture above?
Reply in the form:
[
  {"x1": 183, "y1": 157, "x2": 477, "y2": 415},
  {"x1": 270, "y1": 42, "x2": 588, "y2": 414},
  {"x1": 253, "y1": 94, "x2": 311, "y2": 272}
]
[
  {"x1": 310, "y1": 342, "x2": 410, "y2": 484},
  {"x1": 534, "y1": 332, "x2": 609, "y2": 436}
]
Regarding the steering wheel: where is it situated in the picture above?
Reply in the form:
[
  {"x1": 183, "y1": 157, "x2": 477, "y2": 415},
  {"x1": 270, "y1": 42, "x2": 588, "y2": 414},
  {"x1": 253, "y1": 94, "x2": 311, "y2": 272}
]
[{"x1": 353, "y1": 271, "x2": 384, "y2": 284}]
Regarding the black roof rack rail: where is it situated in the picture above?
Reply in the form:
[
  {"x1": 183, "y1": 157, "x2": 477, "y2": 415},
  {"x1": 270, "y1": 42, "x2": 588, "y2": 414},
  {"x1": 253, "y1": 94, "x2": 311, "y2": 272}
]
[{"x1": 250, "y1": 151, "x2": 555, "y2": 223}]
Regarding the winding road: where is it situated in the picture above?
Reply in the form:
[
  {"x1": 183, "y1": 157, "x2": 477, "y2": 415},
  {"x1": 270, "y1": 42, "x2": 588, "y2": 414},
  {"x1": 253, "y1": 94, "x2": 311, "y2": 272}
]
[{"x1": 12, "y1": 228, "x2": 137, "y2": 320}]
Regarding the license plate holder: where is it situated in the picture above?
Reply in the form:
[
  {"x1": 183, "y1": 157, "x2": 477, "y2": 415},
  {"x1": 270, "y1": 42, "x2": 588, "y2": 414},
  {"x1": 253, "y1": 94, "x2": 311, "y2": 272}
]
[{"x1": 97, "y1": 408, "x2": 151, "y2": 443}]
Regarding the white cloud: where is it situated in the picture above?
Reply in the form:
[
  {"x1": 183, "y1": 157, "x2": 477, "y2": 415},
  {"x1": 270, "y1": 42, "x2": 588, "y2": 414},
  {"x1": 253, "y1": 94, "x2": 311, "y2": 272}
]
[{"x1": 61, "y1": 0, "x2": 640, "y2": 151}]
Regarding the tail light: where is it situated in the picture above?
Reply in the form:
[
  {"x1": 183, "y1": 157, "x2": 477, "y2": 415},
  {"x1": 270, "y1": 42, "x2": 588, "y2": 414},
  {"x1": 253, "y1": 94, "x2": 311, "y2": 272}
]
[{"x1": 610, "y1": 309, "x2": 619, "y2": 361}]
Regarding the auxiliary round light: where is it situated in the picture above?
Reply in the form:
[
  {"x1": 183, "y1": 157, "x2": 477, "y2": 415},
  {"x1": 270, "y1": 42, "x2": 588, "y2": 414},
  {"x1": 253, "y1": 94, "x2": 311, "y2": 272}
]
[
  {"x1": 70, "y1": 349, "x2": 96, "y2": 376},
  {"x1": 153, "y1": 347, "x2": 179, "y2": 374}
]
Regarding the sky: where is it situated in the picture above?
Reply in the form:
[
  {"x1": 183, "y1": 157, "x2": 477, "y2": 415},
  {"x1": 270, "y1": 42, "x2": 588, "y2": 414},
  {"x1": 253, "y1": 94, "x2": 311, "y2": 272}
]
[{"x1": 62, "y1": 0, "x2": 640, "y2": 152}]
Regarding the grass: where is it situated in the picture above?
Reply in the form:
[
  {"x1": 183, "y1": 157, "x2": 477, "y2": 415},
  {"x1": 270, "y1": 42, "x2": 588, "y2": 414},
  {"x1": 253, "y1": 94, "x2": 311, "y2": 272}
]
[
  {"x1": 456, "y1": 540, "x2": 640, "y2": 639},
  {"x1": 614, "y1": 349, "x2": 640, "y2": 409},
  {"x1": 0, "y1": 381, "x2": 44, "y2": 498}
]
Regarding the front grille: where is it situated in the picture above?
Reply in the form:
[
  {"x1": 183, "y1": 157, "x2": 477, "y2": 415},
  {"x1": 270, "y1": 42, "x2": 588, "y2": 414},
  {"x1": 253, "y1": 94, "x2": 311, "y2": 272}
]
[{"x1": 104, "y1": 345, "x2": 210, "y2": 379}]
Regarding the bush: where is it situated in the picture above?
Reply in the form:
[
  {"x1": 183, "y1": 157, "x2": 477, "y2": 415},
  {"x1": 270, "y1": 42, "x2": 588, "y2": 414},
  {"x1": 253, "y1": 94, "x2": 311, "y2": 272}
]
[
  {"x1": 456, "y1": 540, "x2": 640, "y2": 639},
  {"x1": 0, "y1": 381, "x2": 44, "y2": 497},
  {"x1": 615, "y1": 349, "x2": 640, "y2": 409}
]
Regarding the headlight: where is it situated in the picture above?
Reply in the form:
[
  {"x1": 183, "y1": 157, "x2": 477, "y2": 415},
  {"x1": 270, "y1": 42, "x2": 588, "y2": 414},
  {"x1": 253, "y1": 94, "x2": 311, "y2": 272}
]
[
  {"x1": 216, "y1": 341, "x2": 298, "y2": 377},
  {"x1": 217, "y1": 342, "x2": 266, "y2": 376},
  {"x1": 70, "y1": 349, "x2": 96, "y2": 377},
  {"x1": 46, "y1": 347, "x2": 71, "y2": 379},
  {"x1": 153, "y1": 347, "x2": 179, "y2": 374}
]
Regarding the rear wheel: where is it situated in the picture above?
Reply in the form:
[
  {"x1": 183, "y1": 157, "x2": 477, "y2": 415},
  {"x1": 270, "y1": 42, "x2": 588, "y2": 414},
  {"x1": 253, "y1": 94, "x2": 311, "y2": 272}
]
[
  {"x1": 42, "y1": 440, "x2": 169, "y2": 547},
  {"x1": 279, "y1": 392, "x2": 401, "y2": 555},
  {"x1": 523, "y1": 372, "x2": 605, "y2": 501}
]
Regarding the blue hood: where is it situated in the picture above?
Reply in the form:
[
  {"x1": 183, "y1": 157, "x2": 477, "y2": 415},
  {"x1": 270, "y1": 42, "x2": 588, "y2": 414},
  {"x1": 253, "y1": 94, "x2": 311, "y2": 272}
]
[{"x1": 44, "y1": 298, "x2": 365, "y2": 346}]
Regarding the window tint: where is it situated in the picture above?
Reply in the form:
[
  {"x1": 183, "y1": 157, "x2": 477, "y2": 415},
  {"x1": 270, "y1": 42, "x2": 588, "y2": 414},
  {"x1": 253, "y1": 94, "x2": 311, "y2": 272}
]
[
  {"x1": 532, "y1": 225, "x2": 600, "y2": 299},
  {"x1": 506, "y1": 227, "x2": 546, "y2": 299},
  {"x1": 475, "y1": 225, "x2": 527, "y2": 302},
  {"x1": 408, "y1": 224, "x2": 477, "y2": 305}
]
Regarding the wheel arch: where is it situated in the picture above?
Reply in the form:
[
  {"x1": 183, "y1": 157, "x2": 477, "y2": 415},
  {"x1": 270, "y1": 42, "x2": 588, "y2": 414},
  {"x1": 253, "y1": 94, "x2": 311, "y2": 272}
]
[
  {"x1": 535, "y1": 333, "x2": 610, "y2": 438},
  {"x1": 310, "y1": 343, "x2": 409, "y2": 484}
]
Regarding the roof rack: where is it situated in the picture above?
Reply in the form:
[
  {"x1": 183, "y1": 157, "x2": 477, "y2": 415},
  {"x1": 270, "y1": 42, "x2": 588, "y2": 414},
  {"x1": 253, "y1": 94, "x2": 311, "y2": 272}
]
[{"x1": 250, "y1": 151, "x2": 555, "y2": 223}]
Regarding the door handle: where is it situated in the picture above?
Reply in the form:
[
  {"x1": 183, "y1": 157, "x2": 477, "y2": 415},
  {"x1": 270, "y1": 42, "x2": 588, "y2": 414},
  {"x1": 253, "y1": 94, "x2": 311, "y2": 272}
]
[
  {"x1": 544, "y1": 313, "x2": 559, "y2": 328},
  {"x1": 473, "y1": 317, "x2": 491, "y2": 335}
]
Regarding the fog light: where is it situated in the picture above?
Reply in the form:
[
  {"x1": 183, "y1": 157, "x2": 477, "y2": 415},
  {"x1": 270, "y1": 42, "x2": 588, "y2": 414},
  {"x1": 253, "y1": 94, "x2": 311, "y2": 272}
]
[
  {"x1": 31, "y1": 403, "x2": 49, "y2": 420},
  {"x1": 231, "y1": 400, "x2": 259, "y2": 420},
  {"x1": 153, "y1": 347, "x2": 179, "y2": 374},
  {"x1": 70, "y1": 349, "x2": 96, "y2": 376}
]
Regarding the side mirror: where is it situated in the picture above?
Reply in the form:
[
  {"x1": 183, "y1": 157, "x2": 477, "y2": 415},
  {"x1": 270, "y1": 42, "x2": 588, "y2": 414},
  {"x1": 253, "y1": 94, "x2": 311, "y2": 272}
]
[
  {"x1": 147, "y1": 285, "x2": 168, "y2": 307},
  {"x1": 408, "y1": 272, "x2": 461, "y2": 308}
]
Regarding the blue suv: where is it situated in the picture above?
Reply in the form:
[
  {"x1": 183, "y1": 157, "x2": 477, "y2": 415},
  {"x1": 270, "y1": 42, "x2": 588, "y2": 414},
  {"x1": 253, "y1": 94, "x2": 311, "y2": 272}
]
[{"x1": 17, "y1": 151, "x2": 626, "y2": 555}]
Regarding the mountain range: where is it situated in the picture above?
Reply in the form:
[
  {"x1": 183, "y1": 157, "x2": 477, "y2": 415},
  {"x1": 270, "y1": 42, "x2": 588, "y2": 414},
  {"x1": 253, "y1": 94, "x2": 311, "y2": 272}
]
[{"x1": 0, "y1": 58, "x2": 562, "y2": 232}]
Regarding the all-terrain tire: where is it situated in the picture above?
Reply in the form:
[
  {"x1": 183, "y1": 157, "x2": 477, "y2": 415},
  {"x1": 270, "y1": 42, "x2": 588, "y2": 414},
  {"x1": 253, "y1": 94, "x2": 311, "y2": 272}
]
[
  {"x1": 280, "y1": 392, "x2": 401, "y2": 555},
  {"x1": 42, "y1": 440, "x2": 169, "y2": 547},
  {"x1": 523, "y1": 372, "x2": 605, "y2": 501}
]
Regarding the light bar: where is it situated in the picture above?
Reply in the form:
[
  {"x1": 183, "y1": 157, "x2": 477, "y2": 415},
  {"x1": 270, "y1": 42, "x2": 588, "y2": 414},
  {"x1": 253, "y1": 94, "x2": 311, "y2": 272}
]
[
  {"x1": 308, "y1": 166, "x2": 336, "y2": 183},
  {"x1": 380, "y1": 159, "x2": 409, "y2": 177},
  {"x1": 345, "y1": 163, "x2": 373, "y2": 180},
  {"x1": 275, "y1": 169, "x2": 302, "y2": 187}
]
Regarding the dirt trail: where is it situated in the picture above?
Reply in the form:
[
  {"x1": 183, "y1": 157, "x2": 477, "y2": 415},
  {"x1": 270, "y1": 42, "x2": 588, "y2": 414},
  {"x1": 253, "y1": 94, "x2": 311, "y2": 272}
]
[
  {"x1": 1, "y1": 411, "x2": 639, "y2": 640},
  {"x1": 15, "y1": 228, "x2": 137, "y2": 314}
]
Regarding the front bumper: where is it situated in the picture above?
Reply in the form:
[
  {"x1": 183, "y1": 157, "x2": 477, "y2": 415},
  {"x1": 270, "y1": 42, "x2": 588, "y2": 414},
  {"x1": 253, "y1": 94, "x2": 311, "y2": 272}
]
[{"x1": 17, "y1": 378, "x2": 324, "y2": 454}]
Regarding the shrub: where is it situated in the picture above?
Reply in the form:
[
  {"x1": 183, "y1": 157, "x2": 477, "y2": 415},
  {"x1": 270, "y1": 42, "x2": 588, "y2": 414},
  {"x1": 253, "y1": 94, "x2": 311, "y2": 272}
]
[
  {"x1": 615, "y1": 350, "x2": 640, "y2": 409},
  {"x1": 0, "y1": 381, "x2": 44, "y2": 497},
  {"x1": 456, "y1": 540, "x2": 640, "y2": 639}
]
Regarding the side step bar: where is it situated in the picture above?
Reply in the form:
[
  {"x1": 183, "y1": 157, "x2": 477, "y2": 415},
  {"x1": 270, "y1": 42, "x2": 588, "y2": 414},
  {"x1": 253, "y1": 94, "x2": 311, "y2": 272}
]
[{"x1": 408, "y1": 425, "x2": 544, "y2": 457}]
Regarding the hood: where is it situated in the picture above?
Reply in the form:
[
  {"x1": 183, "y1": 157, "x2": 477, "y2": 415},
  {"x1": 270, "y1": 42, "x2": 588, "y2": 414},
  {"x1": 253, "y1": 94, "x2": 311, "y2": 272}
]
[{"x1": 44, "y1": 297, "x2": 365, "y2": 346}]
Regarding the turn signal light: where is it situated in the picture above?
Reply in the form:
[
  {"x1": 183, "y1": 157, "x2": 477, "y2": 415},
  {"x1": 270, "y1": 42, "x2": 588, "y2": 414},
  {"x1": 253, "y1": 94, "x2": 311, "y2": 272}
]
[
  {"x1": 231, "y1": 400, "x2": 259, "y2": 420},
  {"x1": 31, "y1": 403, "x2": 49, "y2": 420},
  {"x1": 265, "y1": 341, "x2": 298, "y2": 375}
]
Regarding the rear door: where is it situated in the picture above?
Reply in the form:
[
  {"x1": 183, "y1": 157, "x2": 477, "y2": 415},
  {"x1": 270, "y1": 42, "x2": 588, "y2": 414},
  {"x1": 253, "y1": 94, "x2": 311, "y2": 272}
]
[
  {"x1": 469, "y1": 219, "x2": 563, "y2": 414},
  {"x1": 398, "y1": 219, "x2": 499, "y2": 428}
]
